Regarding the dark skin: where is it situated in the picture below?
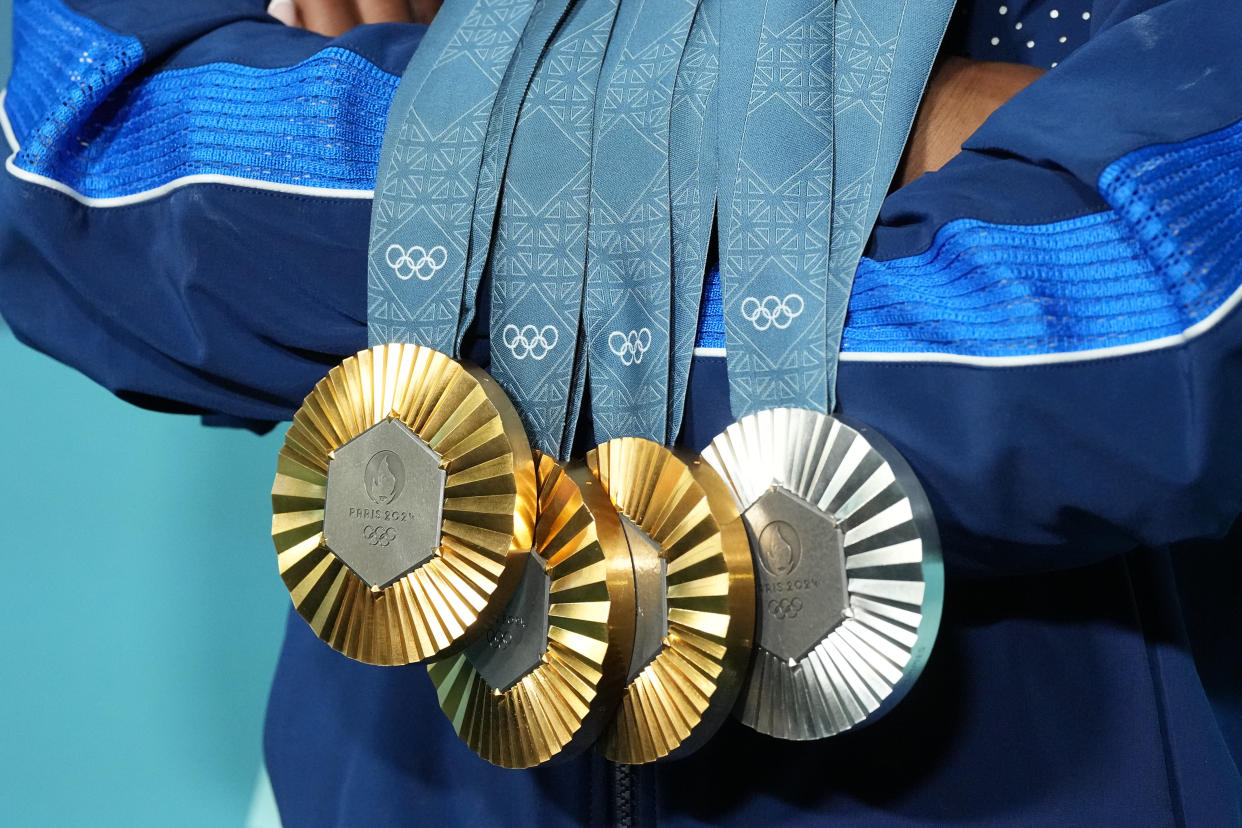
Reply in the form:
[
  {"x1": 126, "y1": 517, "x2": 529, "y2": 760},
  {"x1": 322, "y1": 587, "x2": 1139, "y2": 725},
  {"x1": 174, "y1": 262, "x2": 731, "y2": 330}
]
[{"x1": 274, "y1": 0, "x2": 1043, "y2": 187}]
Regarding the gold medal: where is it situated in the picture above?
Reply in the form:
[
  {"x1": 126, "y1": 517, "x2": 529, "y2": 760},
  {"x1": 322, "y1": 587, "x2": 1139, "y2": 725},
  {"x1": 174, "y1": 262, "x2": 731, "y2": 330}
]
[
  {"x1": 588, "y1": 437, "x2": 755, "y2": 764},
  {"x1": 426, "y1": 453, "x2": 637, "y2": 768},
  {"x1": 270, "y1": 344, "x2": 536, "y2": 665},
  {"x1": 702, "y1": 408, "x2": 943, "y2": 740}
]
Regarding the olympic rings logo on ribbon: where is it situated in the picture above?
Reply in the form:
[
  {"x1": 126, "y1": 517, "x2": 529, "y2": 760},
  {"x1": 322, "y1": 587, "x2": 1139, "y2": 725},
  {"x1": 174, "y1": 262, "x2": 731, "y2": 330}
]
[
  {"x1": 385, "y1": 244, "x2": 448, "y2": 281},
  {"x1": 608, "y1": 328, "x2": 652, "y2": 366},
  {"x1": 741, "y1": 294, "x2": 805, "y2": 331},
  {"x1": 502, "y1": 324, "x2": 559, "y2": 361}
]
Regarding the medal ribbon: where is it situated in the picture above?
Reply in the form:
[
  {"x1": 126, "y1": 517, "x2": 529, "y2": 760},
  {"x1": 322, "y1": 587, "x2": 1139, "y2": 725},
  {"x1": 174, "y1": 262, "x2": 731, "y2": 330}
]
[
  {"x1": 582, "y1": 0, "x2": 699, "y2": 443},
  {"x1": 721, "y1": 0, "x2": 836, "y2": 419},
  {"x1": 367, "y1": 0, "x2": 542, "y2": 352},
  {"x1": 458, "y1": 0, "x2": 580, "y2": 347},
  {"x1": 487, "y1": 0, "x2": 621, "y2": 460},
  {"x1": 666, "y1": 0, "x2": 721, "y2": 444},
  {"x1": 719, "y1": 0, "x2": 956, "y2": 416},
  {"x1": 826, "y1": 0, "x2": 958, "y2": 395}
]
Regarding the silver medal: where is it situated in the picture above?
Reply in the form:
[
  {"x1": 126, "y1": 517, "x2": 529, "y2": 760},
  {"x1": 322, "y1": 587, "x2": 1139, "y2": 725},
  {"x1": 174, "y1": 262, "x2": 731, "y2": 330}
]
[{"x1": 702, "y1": 407, "x2": 942, "y2": 740}]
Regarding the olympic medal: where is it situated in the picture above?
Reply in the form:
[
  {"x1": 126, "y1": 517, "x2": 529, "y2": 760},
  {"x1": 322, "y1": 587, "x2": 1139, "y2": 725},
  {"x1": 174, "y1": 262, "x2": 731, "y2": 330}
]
[
  {"x1": 271, "y1": 344, "x2": 536, "y2": 665},
  {"x1": 701, "y1": 408, "x2": 943, "y2": 740},
  {"x1": 426, "y1": 453, "x2": 637, "y2": 768},
  {"x1": 588, "y1": 437, "x2": 755, "y2": 764}
]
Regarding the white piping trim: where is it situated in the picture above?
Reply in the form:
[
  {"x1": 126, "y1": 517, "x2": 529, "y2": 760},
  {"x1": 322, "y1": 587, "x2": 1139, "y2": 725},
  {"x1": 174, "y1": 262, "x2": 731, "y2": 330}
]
[
  {"x1": 0, "y1": 90, "x2": 375, "y2": 204},
  {"x1": 693, "y1": 278, "x2": 1242, "y2": 367},
  {"x1": 0, "y1": 91, "x2": 18, "y2": 153},
  {"x1": 5, "y1": 89, "x2": 1240, "y2": 368}
]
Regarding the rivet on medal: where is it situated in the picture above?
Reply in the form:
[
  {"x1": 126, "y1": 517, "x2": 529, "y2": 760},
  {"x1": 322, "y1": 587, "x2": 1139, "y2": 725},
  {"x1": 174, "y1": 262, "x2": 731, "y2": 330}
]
[
  {"x1": 702, "y1": 408, "x2": 943, "y2": 740},
  {"x1": 426, "y1": 453, "x2": 638, "y2": 768},
  {"x1": 588, "y1": 436, "x2": 755, "y2": 764},
  {"x1": 270, "y1": 343, "x2": 536, "y2": 665}
]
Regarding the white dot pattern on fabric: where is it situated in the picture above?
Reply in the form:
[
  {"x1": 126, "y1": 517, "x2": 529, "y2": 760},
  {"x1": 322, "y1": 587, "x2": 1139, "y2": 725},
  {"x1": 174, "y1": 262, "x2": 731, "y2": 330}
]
[{"x1": 969, "y1": 1, "x2": 1092, "y2": 70}]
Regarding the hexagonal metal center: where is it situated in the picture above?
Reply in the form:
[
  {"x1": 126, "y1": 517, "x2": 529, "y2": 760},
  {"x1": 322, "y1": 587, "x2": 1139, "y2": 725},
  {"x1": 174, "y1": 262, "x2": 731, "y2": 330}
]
[
  {"x1": 620, "y1": 515, "x2": 668, "y2": 683},
  {"x1": 743, "y1": 486, "x2": 848, "y2": 662},
  {"x1": 323, "y1": 418, "x2": 446, "y2": 590},
  {"x1": 464, "y1": 553, "x2": 550, "y2": 691}
]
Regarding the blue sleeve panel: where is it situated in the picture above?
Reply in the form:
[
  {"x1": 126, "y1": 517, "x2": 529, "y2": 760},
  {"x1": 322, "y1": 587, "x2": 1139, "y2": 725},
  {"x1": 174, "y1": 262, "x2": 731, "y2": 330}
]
[{"x1": 2, "y1": 0, "x2": 1241, "y2": 574}]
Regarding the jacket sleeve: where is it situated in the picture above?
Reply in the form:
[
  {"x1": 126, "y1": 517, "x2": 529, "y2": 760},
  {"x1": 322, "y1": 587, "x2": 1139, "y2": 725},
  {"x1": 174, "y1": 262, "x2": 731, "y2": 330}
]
[
  {"x1": 2, "y1": 0, "x2": 1239, "y2": 572},
  {"x1": 832, "y1": 0, "x2": 1242, "y2": 573},
  {"x1": 0, "y1": 0, "x2": 423, "y2": 422}
]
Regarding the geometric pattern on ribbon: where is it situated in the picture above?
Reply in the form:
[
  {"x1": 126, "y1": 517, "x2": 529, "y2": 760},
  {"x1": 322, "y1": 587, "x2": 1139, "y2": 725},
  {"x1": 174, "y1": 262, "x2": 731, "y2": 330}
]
[
  {"x1": 666, "y1": 0, "x2": 721, "y2": 444},
  {"x1": 489, "y1": 0, "x2": 620, "y2": 458},
  {"x1": 826, "y1": 0, "x2": 956, "y2": 401},
  {"x1": 722, "y1": 0, "x2": 835, "y2": 418},
  {"x1": 584, "y1": 0, "x2": 699, "y2": 443},
  {"x1": 824, "y1": 0, "x2": 900, "y2": 394},
  {"x1": 459, "y1": 0, "x2": 576, "y2": 349},
  {"x1": 367, "y1": 0, "x2": 538, "y2": 351}
]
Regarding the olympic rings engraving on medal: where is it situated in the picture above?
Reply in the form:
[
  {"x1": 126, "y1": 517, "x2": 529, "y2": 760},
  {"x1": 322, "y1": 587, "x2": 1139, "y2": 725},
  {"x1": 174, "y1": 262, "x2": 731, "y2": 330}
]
[
  {"x1": 608, "y1": 328, "x2": 653, "y2": 366},
  {"x1": 740, "y1": 294, "x2": 805, "y2": 331},
  {"x1": 501, "y1": 324, "x2": 559, "y2": 360},
  {"x1": 361, "y1": 525, "x2": 398, "y2": 547},
  {"x1": 485, "y1": 616, "x2": 527, "y2": 651},
  {"x1": 767, "y1": 597, "x2": 803, "y2": 620},
  {"x1": 385, "y1": 244, "x2": 448, "y2": 281}
]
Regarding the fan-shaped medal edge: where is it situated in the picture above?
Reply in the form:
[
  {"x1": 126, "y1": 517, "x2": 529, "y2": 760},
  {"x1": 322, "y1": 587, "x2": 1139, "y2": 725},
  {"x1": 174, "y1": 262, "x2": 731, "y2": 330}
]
[
  {"x1": 426, "y1": 453, "x2": 638, "y2": 768},
  {"x1": 701, "y1": 407, "x2": 943, "y2": 740},
  {"x1": 588, "y1": 437, "x2": 755, "y2": 764},
  {"x1": 270, "y1": 344, "x2": 536, "y2": 666}
]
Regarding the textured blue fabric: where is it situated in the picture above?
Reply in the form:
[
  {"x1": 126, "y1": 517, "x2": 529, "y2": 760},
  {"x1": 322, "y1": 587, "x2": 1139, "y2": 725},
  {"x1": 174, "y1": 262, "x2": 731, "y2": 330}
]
[
  {"x1": 61, "y1": 0, "x2": 423, "y2": 77},
  {"x1": 7, "y1": 0, "x2": 402, "y2": 196},
  {"x1": 6, "y1": 0, "x2": 145, "y2": 154},
  {"x1": 697, "y1": 116, "x2": 1242, "y2": 356}
]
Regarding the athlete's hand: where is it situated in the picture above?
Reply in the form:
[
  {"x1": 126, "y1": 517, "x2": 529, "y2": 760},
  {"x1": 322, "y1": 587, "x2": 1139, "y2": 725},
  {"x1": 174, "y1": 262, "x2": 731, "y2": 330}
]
[
  {"x1": 897, "y1": 56, "x2": 1045, "y2": 187},
  {"x1": 268, "y1": 0, "x2": 442, "y2": 35}
]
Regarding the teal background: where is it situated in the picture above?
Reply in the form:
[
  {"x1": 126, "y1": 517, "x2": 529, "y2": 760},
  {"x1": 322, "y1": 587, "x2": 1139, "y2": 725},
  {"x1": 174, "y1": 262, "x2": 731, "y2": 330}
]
[{"x1": 0, "y1": 4, "x2": 291, "y2": 824}]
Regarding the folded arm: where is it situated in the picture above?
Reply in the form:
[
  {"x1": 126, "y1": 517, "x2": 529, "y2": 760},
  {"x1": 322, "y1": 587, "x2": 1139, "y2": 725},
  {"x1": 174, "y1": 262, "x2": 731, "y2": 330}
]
[{"x1": 1, "y1": 0, "x2": 1238, "y2": 571}]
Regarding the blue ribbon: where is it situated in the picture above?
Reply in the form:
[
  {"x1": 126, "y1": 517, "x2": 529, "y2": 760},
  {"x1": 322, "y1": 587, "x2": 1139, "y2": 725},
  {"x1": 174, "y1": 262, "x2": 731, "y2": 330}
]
[
  {"x1": 367, "y1": 0, "x2": 540, "y2": 352},
  {"x1": 719, "y1": 0, "x2": 957, "y2": 416},
  {"x1": 721, "y1": 0, "x2": 836, "y2": 418},
  {"x1": 826, "y1": 0, "x2": 957, "y2": 396},
  {"x1": 582, "y1": 0, "x2": 699, "y2": 443},
  {"x1": 487, "y1": 0, "x2": 621, "y2": 459},
  {"x1": 458, "y1": 0, "x2": 579, "y2": 350},
  {"x1": 666, "y1": 0, "x2": 721, "y2": 444}
]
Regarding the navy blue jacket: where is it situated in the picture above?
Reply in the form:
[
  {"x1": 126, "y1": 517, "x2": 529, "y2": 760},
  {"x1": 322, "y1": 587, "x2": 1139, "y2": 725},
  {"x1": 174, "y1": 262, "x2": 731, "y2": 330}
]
[{"x1": 1, "y1": 0, "x2": 1239, "y2": 824}]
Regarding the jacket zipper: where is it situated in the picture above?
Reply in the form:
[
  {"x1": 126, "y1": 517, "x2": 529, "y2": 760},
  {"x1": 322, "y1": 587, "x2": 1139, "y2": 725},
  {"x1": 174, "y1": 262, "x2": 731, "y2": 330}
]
[{"x1": 612, "y1": 761, "x2": 638, "y2": 827}]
